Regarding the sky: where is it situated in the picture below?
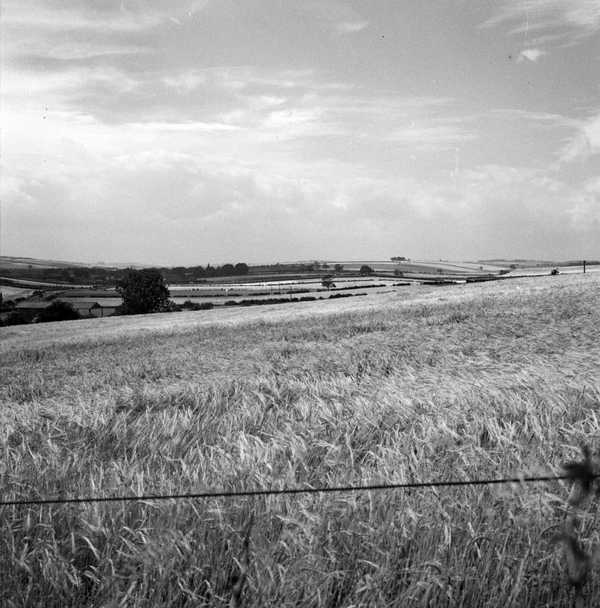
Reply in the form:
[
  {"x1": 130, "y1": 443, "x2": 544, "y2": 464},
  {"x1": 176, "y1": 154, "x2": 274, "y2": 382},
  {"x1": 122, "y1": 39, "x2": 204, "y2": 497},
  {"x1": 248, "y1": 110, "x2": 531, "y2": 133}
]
[{"x1": 1, "y1": 1, "x2": 599, "y2": 265}]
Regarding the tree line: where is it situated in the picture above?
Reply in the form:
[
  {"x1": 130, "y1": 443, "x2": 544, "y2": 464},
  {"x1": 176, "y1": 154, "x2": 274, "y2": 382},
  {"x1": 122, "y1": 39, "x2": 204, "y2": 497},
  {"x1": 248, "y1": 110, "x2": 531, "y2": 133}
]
[{"x1": 1, "y1": 263, "x2": 250, "y2": 287}]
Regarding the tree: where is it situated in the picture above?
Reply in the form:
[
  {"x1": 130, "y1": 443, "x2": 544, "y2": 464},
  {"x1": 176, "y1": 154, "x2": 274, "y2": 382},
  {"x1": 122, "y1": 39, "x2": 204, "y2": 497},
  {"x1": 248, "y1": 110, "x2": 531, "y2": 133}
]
[
  {"x1": 359, "y1": 265, "x2": 374, "y2": 276},
  {"x1": 334, "y1": 264, "x2": 344, "y2": 273},
  {"x1": 321, "y1": 276, "x2": 336, "y2": 290},
  {"x1": 116, "y1": 268, "x2": 170, "y2": 314},
  {"x1": 234, "y1": 262, "x2": 249, "y2": 275},
  {"x1": 37, "y1": 301, "x2": 80, "y2": 323}
]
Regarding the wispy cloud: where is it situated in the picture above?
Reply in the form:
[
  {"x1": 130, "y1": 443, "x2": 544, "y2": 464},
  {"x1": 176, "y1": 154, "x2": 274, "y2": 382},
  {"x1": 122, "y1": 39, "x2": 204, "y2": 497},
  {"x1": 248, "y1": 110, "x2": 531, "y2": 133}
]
[
  {"x1": 2, "y1": 0, "x2": 211, "y2": 32},
  {"x1": 488, "y1": 109, "x2": 575, "y2": 123},
  {"x1": 295, "y1": 0, "x2": 368, "y2": 35},
  {"x1": 517, "y1": 48, "x2": 547, "y2": 62},
  {"x1": 385, "y1": 123, "x2": 475, "y2": 148},
  {"x1": 481, "y1": 0, "x2": 600, "y2": 45},
  {"x1": 335, "y1": 20, "x2": 369, "y2": 34},
  {"x1": 560, "y1": 113, "x2": 600, "y2": 161},
  {"x1": 127, "y1": 121, "x2": 242, "y2": 133}
]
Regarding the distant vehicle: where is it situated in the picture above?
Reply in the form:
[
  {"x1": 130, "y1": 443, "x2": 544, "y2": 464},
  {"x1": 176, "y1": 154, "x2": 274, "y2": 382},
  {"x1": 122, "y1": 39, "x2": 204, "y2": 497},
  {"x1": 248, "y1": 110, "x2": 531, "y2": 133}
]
[{"x1": 550, "y1": 268, "x2": 560, "y2": 276}]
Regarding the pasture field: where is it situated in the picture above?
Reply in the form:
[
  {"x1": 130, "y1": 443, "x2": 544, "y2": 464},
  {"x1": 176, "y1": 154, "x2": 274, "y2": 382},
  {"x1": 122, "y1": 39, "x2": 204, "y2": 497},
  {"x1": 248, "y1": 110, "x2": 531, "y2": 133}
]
[
  {"x1": 0, "y1": 286, "x2": 34, "y2": 301},
  {"x1": 1, "y1": 273, "x2": 600, "y2": 606}
]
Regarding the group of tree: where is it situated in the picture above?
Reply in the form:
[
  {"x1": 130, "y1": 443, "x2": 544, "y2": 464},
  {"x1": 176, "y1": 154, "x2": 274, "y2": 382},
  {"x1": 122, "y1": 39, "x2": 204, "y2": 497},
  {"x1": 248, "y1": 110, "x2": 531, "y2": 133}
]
[
  {"x1": 0, "y1": 300, "x2": 82, "y2": 326},
  {"x1": 116, "y1": 268, "x2": 171, "y2": 314},
  {"x1": 160, "y1": 262, "x2": 249, "y2": 283},
  {"x1": 37, "y1": 301, "x2": 81, "y2": 323},
  {"x1": 1, "y1": 262, "x2": 250, "y2": 287}
]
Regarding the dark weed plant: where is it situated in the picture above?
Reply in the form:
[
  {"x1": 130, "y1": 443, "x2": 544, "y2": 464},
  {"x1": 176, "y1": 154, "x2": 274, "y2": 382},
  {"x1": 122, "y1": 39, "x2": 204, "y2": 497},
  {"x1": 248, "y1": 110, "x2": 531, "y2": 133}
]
[{"x1": 553, "y1": 447, "x2": 600, "y2": 606}]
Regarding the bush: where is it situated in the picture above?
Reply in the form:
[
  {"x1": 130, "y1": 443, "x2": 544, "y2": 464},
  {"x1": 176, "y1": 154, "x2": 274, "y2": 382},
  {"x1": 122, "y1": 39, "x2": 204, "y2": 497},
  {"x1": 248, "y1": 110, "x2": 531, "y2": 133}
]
[
  {"x1": 328, "y1": 293, "x2": 352, "y2": 299},
  {"x1": 160, "y1": 300, "x2": 181, "y2": 312},
  {"x1": 1, "y1": 311, "x2": 29, "y2": 326},
  {"x1": 181, "y1": 300, "x2": 214, "y2": 311},
  {"x1": 36, "y1": 302, "x2": 80, "y2": 323}
]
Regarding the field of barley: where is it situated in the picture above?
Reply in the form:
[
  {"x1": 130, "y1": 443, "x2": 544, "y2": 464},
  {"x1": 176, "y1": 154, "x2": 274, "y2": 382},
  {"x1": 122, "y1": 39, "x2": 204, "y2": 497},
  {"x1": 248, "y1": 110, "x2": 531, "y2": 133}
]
[{"x1": 1, "y1": 272, "x2": 599, "y2": 607}]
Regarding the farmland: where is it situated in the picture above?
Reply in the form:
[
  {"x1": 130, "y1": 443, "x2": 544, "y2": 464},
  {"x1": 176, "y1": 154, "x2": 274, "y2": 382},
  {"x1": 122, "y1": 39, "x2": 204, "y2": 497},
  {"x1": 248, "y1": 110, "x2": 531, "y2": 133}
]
[{"x1": 1, "y1": 272, "x2": 600, "y2": 606}]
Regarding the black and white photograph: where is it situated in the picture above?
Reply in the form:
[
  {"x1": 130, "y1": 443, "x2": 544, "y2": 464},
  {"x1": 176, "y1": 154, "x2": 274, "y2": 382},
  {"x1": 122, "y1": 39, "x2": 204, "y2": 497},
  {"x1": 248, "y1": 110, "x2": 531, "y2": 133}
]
[{"x1": 1, "y1": 1, "x2": 599, "y2": 606}]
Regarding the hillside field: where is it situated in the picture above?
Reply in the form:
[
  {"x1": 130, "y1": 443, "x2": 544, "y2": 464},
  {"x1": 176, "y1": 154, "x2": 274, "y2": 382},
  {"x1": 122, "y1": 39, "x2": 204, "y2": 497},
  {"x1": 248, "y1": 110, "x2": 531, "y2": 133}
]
[{"x1": 1, "y1": 273, "x2": 600, "y2": 606}]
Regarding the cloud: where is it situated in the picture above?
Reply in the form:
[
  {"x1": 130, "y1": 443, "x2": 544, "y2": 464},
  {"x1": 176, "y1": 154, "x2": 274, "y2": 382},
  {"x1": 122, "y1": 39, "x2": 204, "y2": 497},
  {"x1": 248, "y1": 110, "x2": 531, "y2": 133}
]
[
  {"x1": 560, "y1": 113, "x2": 600, "y2": 161},
  {"x1": 127, "y1": 121, "x2": 242, "y2": 133},
  {"x1": 488, "y1": 109, "x2": 574, "y2": 123},
  {"x1": 4, "y1": 111, "x2": 598, "y2": 263},
  {"x1": 335, "y1": 20, "x2": 369, "y2": 34},
  {"x1": 2, "y1": 0, "x2": 212, "y2": 33},
  {"x1": 3, "y1": 2, "x2": 598, "y2": 263},
  {"x1": 563, "y1": 175, "x2": 600, "y2": 233},
  {"x1": 517, "y1": 48, "x2": 547, "y2": 62},
  {"x1": 482, "y1": 0, "x2": 600, "y2": 45},
  {"x1": 386, "y1": 122, "x2": 475, "y2": 149},
  {"x1": 6, "y1": 46, "x2": 469, "y2": 148},
  {"x1": 294, "y1": 1, "x2": 368, "y2": 35}
]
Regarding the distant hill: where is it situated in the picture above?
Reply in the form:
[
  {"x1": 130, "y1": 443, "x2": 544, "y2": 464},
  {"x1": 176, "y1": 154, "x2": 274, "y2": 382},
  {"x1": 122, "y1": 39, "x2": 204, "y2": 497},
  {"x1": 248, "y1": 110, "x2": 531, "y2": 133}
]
[
  {"x1": 479, "y1": 259, "x2": 598, "y2": 268},
  {"x1": 333, "y1": 259, "x2": 509, "y2": 276},
  {"x1": 0, "y1": 256, "x2": 91, "y2": 270},
  {"x1": 0, "y1": 256, "x2": 146, "y2": 270}
]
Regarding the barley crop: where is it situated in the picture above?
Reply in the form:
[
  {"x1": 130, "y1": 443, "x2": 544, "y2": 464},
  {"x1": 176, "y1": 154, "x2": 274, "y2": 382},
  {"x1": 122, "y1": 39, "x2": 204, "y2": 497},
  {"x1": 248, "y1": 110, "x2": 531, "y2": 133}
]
[{"x1": 1, "y1": 273, "x2": 599, "y2": 606}]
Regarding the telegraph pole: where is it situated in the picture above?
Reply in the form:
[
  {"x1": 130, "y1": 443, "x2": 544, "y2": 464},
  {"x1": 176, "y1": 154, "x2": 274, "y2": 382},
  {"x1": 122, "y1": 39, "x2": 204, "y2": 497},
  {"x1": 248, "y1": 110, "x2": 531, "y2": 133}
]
[{"x1": 583, "y1": 260, "x2": 586, "y2": 274}]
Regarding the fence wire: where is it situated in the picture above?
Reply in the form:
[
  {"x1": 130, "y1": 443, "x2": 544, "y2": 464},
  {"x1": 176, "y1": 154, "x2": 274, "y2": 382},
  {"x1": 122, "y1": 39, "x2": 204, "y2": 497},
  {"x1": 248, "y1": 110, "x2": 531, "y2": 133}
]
[{"x1": 0, "y1": 473, "x2": 582, "y2": 507}]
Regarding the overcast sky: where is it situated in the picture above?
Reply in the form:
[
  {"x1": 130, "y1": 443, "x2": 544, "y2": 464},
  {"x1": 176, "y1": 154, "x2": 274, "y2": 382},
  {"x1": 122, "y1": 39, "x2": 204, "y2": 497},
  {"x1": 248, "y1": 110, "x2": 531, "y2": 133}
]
[{"x1": 1, "y1": 1, "x2": 599, "y2": 265}]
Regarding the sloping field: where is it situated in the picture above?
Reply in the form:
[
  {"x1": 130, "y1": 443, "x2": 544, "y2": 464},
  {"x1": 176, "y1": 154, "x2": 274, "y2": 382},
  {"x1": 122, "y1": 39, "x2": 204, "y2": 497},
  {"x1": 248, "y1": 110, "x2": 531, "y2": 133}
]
[
  {"x1": 0, "y1": 286, "x2": 34, "y2": 301},
  {"x1": 0, "y1": 256, "x2": 81, "y2": 270},
  {"x1": 336, "y1": 259, "x2": 508, "y2": 275},
  {"x1": 0, "y1": 256, "x2": 97, "y2": 270},
  {"x1": 1, "y1": 273, "x2": 600, "y2": 606},
  {"x1": 0, "y1": 276, "x2": 89, "y2": 289}
]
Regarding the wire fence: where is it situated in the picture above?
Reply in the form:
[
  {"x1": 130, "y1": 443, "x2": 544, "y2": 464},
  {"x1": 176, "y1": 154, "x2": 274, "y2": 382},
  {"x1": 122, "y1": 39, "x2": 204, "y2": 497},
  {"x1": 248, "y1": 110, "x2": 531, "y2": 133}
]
[
  {"x1": 1, "y1": 452, "x2": 598, "y2": 604},
  {"x1": 0, "y1": 472, "x2": 584, "y2": 508}
]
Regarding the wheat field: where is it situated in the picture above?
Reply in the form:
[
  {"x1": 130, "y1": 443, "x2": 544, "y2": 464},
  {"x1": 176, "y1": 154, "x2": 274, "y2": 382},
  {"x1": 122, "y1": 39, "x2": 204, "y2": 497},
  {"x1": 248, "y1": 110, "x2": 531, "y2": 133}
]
[{"x1": 1, "y1": 273, "x2": 599, "y2": 607}]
